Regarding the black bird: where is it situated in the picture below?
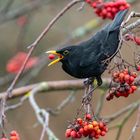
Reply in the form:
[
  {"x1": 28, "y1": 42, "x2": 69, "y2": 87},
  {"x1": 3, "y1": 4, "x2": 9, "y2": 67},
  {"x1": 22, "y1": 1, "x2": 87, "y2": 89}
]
[{"x1": 46, "y1": 9, "x2": 128, "y2": 90}]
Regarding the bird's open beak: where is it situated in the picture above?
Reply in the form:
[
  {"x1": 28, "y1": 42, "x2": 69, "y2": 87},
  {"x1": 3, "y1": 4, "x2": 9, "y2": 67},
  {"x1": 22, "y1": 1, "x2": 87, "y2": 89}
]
[{"x1": 46, "y1": 50, "x2": 64, "y2": 66}]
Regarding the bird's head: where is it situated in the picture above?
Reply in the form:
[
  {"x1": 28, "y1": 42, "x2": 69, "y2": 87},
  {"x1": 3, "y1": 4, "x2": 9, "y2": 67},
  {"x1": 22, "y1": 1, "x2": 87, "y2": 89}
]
[{"x1": 46, "y1": 47, "x2": 73, "y2": 66}]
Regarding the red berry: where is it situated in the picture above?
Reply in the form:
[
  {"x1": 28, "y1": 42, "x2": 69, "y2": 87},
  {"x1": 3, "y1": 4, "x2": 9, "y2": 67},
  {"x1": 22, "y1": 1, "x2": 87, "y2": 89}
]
[
  {"x1": 101, "y1": 131, "x2": 106, "y2": 136},
  {"x1": 123, "y1": 92, "x2": 129, "y2": 97},
  {"x1": 111, "y1": 7, "x2": 118, "y2": 13},
  {"x1": 94, "y1": 134, "x2": 100, "y2": 139},
  {"x1": 0, "y1": 138, "x2": 9, "y2": 140},
  {"x1": 119, "y1": 6, "x2": 126, "y2": 10},
  {"x1": 99, "y1": 121, "x2": 104, "y2": 129},
  {"x1": 76, "y1": 132, "x2": 82, "y2": 138},
  {"x1": 106, "y1": 12, "x2": 113, "y2": 19},
  {"x1": 17, "y1": 16, "x2": 27, "y2": 27},
  {"x1": 93, "y1": 126, "x2": 99, "y2": 132},
  {"x1": 88, "y1": 124, "x2": 94, "y2": 131},
  {"x1": 9, "y1": 136, "x2": 18, "y2": 140},
  {"x1": 70, "y1": 130, "x2": 77, "y2": 138},
  {"x1": 124, "y1": 74, "x2": 130, "y2": 82},
  {"x1": 106, "y1": 6, "x2": 112, "y2": 12},
  {"x1": 129, "y1": 76, "x2": 134, "y2": 83},
  {"x1": 131, "y1": 72, "x2": 137, "y2": 78},
  {"x1": 92, "y1": 121, "x2": 98, "y2": 127},
  {"x1": 85, "y1": 114, "x2": 92, "y2": 120},
  {"x1": 136, "y1": 65, "x2": 140, "y2": 71},
  {"x1": 107, "y1": 2, "x2": 114, "y2": 7},
  {"x1": 79, "y1": 127, "x2": 84, "y2": 134},
  {"x1": 92, "y1": 2, "x2": 97, "y2": 8},
  {"x1": 96, "y1": 129, "x2": 101, "y2": 135},
  {"x1": 10, "y1": 131, "x2": 18, "y2": 137},
  {"x1": 90, "y1": 131, "x2": 96, "y2": 137},
  {"x1": 84, "y1": 125, "x2": 89, "y2": 132},
  {"x1": 134, "y1": 36, "x2": 140, "y2": 45},
  {"x1": 103, "y1": 126, "x2": 108, "y2": 132},
  {"x1": 65, "y1": 129, "x2": 72, "y2": 138},
  {"x1": 77, "y1": 118, "x2": 83, "y2": 125},
  {"x1": 101, "y1": 9, "x2": 107, "y2": 16},
  {"x1": 131, "y1": 85, "x2": 137, "y2": 91},
  {"x1": 48, "y1": 54, "x2": 55, "y2": 60},
  {"x1": 83, "y1": 130, "x2": 89, "y2": 137}
]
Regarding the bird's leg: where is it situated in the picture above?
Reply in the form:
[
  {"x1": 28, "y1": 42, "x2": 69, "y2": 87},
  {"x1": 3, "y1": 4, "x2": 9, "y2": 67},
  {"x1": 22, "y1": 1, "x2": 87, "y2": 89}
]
[
  {"x1": 82, "y1": 77, "x2": 94, "y2": 104},
  {"x1": 83, "y1": 77, "x2": 94, "y2": 87},
  {"x1": 82, "y1": 76, "x2": 102, "y2": 104},
  {"x1": 83, "y1": 77, "x2": 94, "y2": 95},
  {"x1": 87, "y1": 76, "x2": 103, "y2": 94}
]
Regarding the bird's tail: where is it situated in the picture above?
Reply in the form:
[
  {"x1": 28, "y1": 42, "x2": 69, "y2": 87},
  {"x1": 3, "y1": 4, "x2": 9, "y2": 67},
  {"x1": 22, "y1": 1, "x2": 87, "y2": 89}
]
[{"x1": 110, "y1": 9, "x2": 128, "y2": 30}]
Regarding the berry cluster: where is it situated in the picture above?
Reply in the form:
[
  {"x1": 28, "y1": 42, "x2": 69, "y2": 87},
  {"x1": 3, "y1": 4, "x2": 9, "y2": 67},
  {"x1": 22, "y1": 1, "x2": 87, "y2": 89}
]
[
  {"x1": 6, "y1": 52, "x2": 38, "y2": 74},
  {"x1": 65, "y1": 114, "x2": 108, "y2": 139},
  {"x1": 106, "y1": 69, "x2": 137, "y2": 100},
  {"x1": 0, "y1": 130, "x2": 20, "y2": 140},
  {"x1": 85, "y1": 0, "x2": 130, "y2": 19}
]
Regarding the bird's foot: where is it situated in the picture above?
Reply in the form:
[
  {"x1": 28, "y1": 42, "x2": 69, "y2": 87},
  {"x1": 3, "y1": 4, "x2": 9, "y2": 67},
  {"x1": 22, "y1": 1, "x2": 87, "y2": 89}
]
[{"x1": 83, "y1": 77, "x2": 94, "y2": 86}]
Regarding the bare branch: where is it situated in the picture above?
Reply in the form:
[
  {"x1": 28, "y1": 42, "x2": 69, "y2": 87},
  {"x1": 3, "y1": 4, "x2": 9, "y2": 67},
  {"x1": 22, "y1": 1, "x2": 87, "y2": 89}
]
[
  {"x1": 115, "y1": 107, "x2": 137, "y2": 140},
  {"x1": 103, "y1": 101, "x2": 140, "y2": 122},
  {"x1": 28, "y1": 83, "x2": 59, "y2": 140},
  {"x1": 0, "y1": 0, "x2": 50, "y2": 24},
  {"x1": 128, "y1": 105, "x2": 140, "y2": 140},
  {"x1": 6, "y1": 0, "x2": 83, "y2": 98}
]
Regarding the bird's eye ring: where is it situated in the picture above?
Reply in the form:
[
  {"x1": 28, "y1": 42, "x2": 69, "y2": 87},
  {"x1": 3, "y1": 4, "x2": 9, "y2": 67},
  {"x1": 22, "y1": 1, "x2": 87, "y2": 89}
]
[{"x1": 63, "y1": 50, "x2": 69, "y2": 55}]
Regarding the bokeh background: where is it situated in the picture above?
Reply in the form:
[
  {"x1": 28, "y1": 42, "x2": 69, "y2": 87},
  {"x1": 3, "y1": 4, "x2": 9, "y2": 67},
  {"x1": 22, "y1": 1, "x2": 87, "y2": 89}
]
[{"x1": 0, "y1": 0, "x2": 140, "y2": 140}]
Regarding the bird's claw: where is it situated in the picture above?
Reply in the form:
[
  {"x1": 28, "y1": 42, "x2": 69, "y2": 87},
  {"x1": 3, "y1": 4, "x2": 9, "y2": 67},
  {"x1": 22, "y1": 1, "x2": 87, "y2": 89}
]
[{"x1": 83, "y1": 78, "x2": 94, "y2": 86}]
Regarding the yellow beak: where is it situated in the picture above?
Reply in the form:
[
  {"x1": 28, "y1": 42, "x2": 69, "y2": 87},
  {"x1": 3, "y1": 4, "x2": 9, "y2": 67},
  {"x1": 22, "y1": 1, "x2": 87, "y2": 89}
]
[{"x1": 46, "y1": 50, "x2": 64, "y2": 66}]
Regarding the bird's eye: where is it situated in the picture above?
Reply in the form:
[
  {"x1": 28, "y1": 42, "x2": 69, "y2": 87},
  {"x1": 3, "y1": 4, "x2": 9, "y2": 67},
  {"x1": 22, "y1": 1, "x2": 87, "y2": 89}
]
[{"x1": 63, "y1": 50, "x2": 69, "y2": 55}]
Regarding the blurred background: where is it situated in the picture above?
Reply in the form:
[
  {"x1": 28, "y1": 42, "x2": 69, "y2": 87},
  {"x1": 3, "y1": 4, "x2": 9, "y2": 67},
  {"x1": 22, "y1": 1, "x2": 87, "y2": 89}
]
[{"x1": 0, "y1": 0, "x2": 140, "y2": 140}]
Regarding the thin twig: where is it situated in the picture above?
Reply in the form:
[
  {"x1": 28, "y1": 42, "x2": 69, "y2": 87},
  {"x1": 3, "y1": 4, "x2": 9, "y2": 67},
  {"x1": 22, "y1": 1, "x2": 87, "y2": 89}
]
[
  {"x1": 103, "y1": 101, "x2": 140, "y2": 122},
  {"x1": 47, "y1": 90, "x2": 76, "y2": 115},
  {"x1": 95, "y1": 89, "x2": 106, "y2": 117},
  {"x1": 128, "y1": 105, "x2": 140, "y2": 140},
  {"x1": 115, "y1": 107, "x2": 138, "y2": 140},
  {"x1": 0, "y1": 0, "x2": 50, "y2": 24},
  {"x1": 28, "y1": 83, "x2": 59, "y2": 140}
]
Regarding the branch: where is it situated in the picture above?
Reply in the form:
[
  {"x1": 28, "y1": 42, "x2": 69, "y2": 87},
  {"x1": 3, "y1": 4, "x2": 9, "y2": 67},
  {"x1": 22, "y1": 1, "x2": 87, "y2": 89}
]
[
  {"x1": 1, "y1": 74, "x2": 140, "y2": 100},
  {"x1": 115, "y1": 107, "x2": 137, "y2": 140},
  {"x1": 28, "y1": 83, "x2": 59, "y2": 140},
  {"x1": 0, "y1": 80, "x2": 83, "y2": 99},
  {"x1": 128, "y1": 105, "x2": 140, "y2": 140},
  {"x1": 103, "y1": 101, "x2": 140, "y2": 122},
  {"x1": 0, "y1": 78, "x2": 112, "y2": 100},
  {"x1": 6, "y1": 0, "x2": 82, "y2": 98},
  {"x1": 0, "y1": 0, "x2": 50, "y2": 24}
]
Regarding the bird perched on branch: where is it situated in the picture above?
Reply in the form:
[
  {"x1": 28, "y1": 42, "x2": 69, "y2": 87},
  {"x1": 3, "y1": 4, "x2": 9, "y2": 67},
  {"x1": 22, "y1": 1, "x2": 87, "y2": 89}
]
[{"x1": 46, "y1": 9, "x2": 128, "y2": 96}]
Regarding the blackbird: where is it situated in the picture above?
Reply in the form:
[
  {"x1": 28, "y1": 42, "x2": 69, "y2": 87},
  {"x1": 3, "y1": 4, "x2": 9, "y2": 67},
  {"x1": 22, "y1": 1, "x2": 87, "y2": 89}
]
[{"x1": 46, "y1": 9, "x2": 128, "y2": 88}]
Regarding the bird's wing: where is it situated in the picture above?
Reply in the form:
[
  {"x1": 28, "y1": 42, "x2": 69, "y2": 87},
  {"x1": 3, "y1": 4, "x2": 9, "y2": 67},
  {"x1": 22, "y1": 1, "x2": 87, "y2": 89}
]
[{"x1": 79, "y1": 29, "x2": 108, "y2": 67}]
